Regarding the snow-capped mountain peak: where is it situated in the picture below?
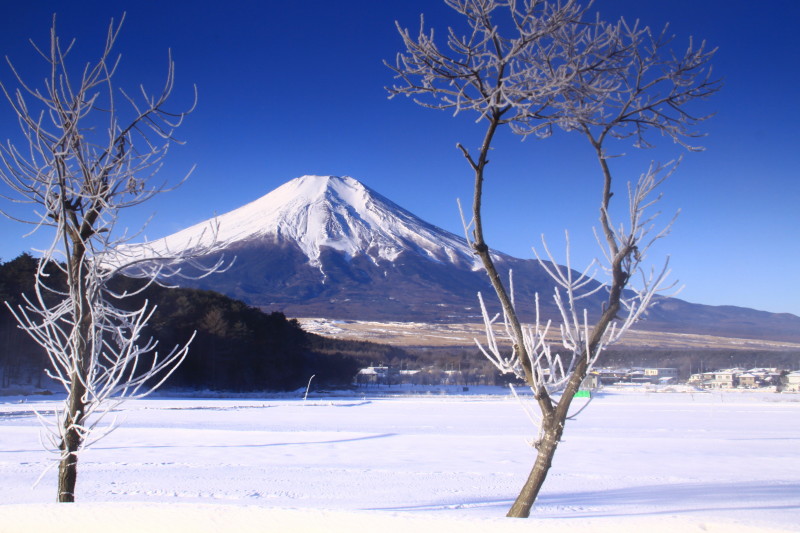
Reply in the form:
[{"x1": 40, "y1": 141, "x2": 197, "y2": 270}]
[
  {"x1": 142, "y1": 175, "x2": 479, "y2": 269},
  {"x1": 114, "y1": 176, "x2": 800, "y2": 341}
]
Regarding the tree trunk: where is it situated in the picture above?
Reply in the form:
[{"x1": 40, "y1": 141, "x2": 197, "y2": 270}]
[
  {"x1": 57, "y1": 441, "x2": 79, "y2": 503},
  {"x1": 506, "y1": 418, "x2": 562, "y2": 518},
  {"x1": 53, "y1": 237, "x2": 93, "y2": 502},
  {"x1": 57, "y1": 376, "x2": 86, "y2": 502},
  {"x1": 506, "y1": 352, "x2": 592, "y2": 517}
]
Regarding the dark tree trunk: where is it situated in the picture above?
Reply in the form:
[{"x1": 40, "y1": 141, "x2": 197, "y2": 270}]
[
  {"x1": 57, "y1": 377, "x2": 87, "y2": 502},
  {"x1": 57, "y1": 444, "x2": 79, "y2": 503},
  {"x1": 58, "y1": 247, "x2": 91, "y2": 502},
  {"x1": 507, "y1": 419, "x2": 562, "y2": 518}
]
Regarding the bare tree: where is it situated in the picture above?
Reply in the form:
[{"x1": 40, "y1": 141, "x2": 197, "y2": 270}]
[
  {"x1": 387, "y1": 0, "x2": 718, "y2": 517},
  {"x1": 0, "y1": 15, "x2": 224, "y2": 502}
]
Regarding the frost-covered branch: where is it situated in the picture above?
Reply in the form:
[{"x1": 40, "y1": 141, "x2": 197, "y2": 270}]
[
  {"x1": 0, "y1": 15, "x2": 222, "y2": 502},
  {"x1": 389, "y1": 0, "x2": 717, "y2": 519},
  {"x1": 475, "y1": 159, "x2": 677, "y2": 418},
  {"x1": 386, "y1": 0, "x2": 590, "y2": 130}
]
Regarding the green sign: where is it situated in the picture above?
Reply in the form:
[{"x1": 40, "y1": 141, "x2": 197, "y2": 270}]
[{"x1": 575, "y1": 390, "x2": 591, "y2": 398}]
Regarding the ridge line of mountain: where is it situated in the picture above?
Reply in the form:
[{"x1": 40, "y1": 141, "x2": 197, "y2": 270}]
[{"x1": 123, "y1": 175, "x2": 799, "y2": 344}]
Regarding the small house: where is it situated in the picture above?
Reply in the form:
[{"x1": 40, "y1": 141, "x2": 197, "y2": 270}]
[
  {"x1": 708, "y1": 371, "x2": 736, "y2": 389},
  {"x1": 645, "y1": 368, "x2": 678, "y2": 384},
  {"x1": 355, "y1": 366, "x2": 392, "y2": 385},
  {"x1": 783, "y1": 372, "x2": 800, "y2": 392},
  {"x1": 738, "y1": 373, "x2": 757, "y2": 388}
]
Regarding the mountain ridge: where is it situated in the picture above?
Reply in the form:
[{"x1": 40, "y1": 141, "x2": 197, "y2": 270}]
[
  {"x1": 128, "y1": 175, "x2": 800, "y2": 344},
  {"x1": 143, "y1": 175, "x2": 482, "y2": 273}
]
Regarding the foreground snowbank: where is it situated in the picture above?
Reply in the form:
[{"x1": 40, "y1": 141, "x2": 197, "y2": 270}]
[
  {"x1": 0, "y1": 503, "x2": 791, "y2": 533},
  {"x1": 1, "y1": 391, "x2": 798, "y2": 532}
]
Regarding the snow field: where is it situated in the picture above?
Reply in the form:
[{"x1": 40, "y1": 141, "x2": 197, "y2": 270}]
[{"x1": 0, "y1": 390, "x2": 798, "y2": 532}]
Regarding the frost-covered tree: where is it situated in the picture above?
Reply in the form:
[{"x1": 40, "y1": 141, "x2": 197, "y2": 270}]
[
  {"x1": 387, "y1": 0, "x2": 718, "y2": 517},
  {"x1": 0, "y1": 15, "x2": 224, "y2": 502}
]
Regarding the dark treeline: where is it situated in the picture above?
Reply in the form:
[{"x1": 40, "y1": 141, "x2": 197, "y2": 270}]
[
  {"x1": 400, "y1": 346, "x2": 520, "y2": 386},
  {"x1": 0, "y1": 253, "x2": 411, "y2": 392},
  {"x1": 3, "y1": 254, "x2": 797, "y2": 392},
  {"x1": 0, "y1": 254, "x2": 50, "y2": 389},
  {"x1": 599, "y1": 348, "x2": 800, "y2": 378},
  {"x1": 403, "y1": 346, "x2": 799, "y2": 384}
]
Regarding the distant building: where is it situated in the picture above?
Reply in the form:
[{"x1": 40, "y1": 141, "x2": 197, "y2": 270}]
[
  {"x1": 738, "y1": 373, "x2": 757, "y2": 388},
  {"x1": 690, "y1": 367, "x2": 786, "y2": 390},
  {"x1": 355, "y1": 366, "x2": 392, "y2": 385},
  {"x1": 688, "y1": 373, "x2": 706, "y2": 386},
  {"x1": 708, "y1": 371, "x2": 737, "y2": 389},
  {"x1": 582, "y1": 373, "x2": 602, "y2": 389},
  {"x1": 644, "y1": 368, "x2": 678, "y2": 384},
  {"x1": 596, "y1": 368, "x2": 630, "y2": 384},
  {"x1": 593, "y1": 367, "x2": 678, "y2": 385},
  {"x1": 783, "y1": 372, "x2": 800, "y2": 392},
  {"x1": 595, "y1": 365, "x2": 800, "y2": 389},
  {"x1": 747, "y1": 368, "x2": 782, "y2": 387}
]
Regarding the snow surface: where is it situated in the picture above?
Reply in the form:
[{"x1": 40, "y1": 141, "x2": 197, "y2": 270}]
[
  {"x1": 1, "y1": 389, "x2": 798, "y2": 532},
  {"x1": 125, "y1": 175, "x2": 482, "y2": 270}
]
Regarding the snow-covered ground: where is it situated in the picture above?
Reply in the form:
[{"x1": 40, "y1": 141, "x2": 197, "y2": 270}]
[{"x1": 1, "y1": 388, "x2": 798, "y2": 532}]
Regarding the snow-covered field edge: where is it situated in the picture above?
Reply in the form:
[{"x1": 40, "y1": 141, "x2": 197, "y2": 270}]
[
  {"x1": 0, "y1": 502, "x2": 791, "y2": 533},
  {"x1": 1, "y1": 389, "x2": 798, "y2": 532}
]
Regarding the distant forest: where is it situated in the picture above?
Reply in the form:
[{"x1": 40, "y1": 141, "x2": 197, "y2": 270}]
[
  {"x1": 0, "y1": 253, "x2": 414, "y2": 392},
  {"x1": 2, "y1": 254, "x2": 797, "y2": 393}
]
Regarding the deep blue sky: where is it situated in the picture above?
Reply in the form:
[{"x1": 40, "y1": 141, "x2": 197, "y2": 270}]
[{"x1": 0, "y1": 1, "x2": 798, "y2": 317}]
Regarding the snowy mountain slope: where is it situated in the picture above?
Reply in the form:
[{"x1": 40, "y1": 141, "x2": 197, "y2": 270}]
[
  {"x1": 121, "y1": 174, "x2": 562, "y2": 323},
  {"x1": 140, "y1": 175, "x2": 482, "y2": 271},
  {"x1": 124, "y1": 175, "x2": 800, "y2": 341}
]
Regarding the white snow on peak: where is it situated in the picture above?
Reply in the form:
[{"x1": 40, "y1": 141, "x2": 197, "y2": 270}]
[{"x1": 135, "y1": 175, "x2": 480, "y2": 269}]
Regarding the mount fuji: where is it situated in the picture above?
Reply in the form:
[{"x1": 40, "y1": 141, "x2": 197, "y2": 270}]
[
  {"x1": 131, "y1": 175, "x2": 800, "y2": 342},
  {"x1": 148, "y1": 175, "x2": 482, "y2": 273},
  {"x1": 133, "y1": 174, "x2": 552, "y2": 322}
]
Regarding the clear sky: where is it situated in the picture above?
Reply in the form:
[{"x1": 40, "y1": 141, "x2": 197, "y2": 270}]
[{"x1": 0, "y1": 1, "x2": 798, "y2": 316}]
